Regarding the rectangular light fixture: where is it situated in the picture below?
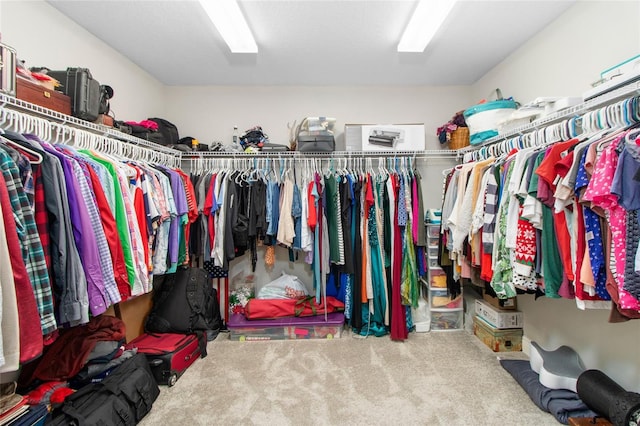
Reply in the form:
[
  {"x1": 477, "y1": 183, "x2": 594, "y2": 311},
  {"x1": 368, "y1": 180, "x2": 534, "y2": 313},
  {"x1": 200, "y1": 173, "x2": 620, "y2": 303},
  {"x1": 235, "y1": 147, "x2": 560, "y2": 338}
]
[
  {"x1": 397, "y1": 0, "x2": 457, "y2": 53},
  {"x1": 199, "y1": 0, "x2": 258, "y2": 53}
]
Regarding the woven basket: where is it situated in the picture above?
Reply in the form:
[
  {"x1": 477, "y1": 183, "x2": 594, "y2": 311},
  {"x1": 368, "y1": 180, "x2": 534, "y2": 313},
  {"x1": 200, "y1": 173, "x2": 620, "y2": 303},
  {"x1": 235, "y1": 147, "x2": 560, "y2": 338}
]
[{"x1": 449, "y1": 127, "x2": 470, "y2": 150}]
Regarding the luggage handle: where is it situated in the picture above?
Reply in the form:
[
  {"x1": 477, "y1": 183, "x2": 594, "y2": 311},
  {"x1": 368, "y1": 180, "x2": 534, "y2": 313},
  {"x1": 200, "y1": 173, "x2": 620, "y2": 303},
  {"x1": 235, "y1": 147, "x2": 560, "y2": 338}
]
[{"x1": 149, "y1": 359, "x2": 163, "y2": 367}]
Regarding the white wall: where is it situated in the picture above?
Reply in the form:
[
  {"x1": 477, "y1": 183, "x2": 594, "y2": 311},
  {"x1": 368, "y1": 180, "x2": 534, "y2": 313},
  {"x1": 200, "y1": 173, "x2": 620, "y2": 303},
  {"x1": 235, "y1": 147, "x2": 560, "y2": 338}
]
[
  {"x1": 473, "y1": 0, "x2": 640, "y2": 393},
  {"x1": 166, "y1": 84, "x2": 465, "y2": 204},
  {"x1": 165, "y1": 85, "x2": 472, "y2": 151},
  {"x1": 168, "y1": 85, "x2": 466, "y2": 290},
  {"x1": 0, "y1": 0, "x2": 165, "y2": 121},
  {"x1": 472, "y1": 1, "x2": 640, "y2": 104}
]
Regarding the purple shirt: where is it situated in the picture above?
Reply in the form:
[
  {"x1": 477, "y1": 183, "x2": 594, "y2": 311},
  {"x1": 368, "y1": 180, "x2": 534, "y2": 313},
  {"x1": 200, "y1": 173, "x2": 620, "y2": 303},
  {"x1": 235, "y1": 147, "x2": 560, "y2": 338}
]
[
  {"x1": 45, "y1": 147, "x2": 108, "y2": 315},
  {"x1": 157, "y1": 166, "x2": 188, "y2": 272}
]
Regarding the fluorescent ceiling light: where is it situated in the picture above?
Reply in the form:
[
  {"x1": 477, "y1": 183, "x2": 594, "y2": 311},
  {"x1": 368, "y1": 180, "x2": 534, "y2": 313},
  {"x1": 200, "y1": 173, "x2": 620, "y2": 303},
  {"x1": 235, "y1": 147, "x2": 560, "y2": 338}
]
[
  {"x1": 398, "y1": 0, "x2": 457, "y2": 53},
  {"x1": 199, "y1": 0, "x2": 258, "y2": 53}
]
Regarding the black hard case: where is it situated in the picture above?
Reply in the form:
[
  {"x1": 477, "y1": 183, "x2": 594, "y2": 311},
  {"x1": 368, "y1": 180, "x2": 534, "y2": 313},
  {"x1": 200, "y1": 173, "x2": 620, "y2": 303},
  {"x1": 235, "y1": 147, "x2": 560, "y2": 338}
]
[
  {"x1": 298, "y1": 134, "x2": 336, "y2": 153},
  {"x1": 48, "y1": 67, "x2": 100, "y2": 121}
]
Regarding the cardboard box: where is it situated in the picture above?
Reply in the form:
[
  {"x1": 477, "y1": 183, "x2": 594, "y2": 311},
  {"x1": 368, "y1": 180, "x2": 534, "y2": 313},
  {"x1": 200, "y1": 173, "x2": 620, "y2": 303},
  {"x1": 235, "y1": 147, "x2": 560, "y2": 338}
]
[
  {"x1": 473, "y1": 316, "x2": 523, "y2": 352},
  {"x1": 568, "y1": 417, "x2": 612, "y2": 425},
  {"x1": 483, "y1": 292, "x2": 517, "y2": 310},
  {"x1": 475, "y1": 299, "x2": 523, "y2": 329}
]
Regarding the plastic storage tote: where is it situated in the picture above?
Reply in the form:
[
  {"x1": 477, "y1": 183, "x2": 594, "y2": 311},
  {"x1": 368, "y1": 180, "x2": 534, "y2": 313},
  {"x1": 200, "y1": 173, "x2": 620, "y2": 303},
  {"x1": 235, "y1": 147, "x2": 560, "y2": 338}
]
[{"x1": 464, "y1": 100, "x2": 517, "y2": 145}]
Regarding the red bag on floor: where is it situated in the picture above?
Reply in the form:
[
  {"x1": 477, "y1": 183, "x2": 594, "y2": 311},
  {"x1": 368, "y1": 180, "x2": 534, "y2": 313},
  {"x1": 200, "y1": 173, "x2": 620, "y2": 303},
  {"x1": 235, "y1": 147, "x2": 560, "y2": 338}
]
[{"x1": 244, "y1": 296, "x2": 344, "y2": 320}]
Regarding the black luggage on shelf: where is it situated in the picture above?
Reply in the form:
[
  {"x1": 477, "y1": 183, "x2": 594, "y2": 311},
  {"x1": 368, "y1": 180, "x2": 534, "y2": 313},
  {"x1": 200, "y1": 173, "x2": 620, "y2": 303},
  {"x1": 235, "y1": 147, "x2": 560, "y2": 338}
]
[
  {"x1": 261, "y1": 143, "x2": 289, "y2": 152},
  {"x1": 148, "y1": 117, "x2": 180, "y2": 145},
  {"x1": 48, "y1": 67, "x2": 101, "y2": 121}
]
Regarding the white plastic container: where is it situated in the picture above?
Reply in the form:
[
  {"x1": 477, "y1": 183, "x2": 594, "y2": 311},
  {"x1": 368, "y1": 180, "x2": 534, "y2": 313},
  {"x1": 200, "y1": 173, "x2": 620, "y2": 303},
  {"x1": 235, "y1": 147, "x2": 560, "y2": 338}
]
[{"x1": 464, "y1": 100, "x2": 518, "y2": 145}]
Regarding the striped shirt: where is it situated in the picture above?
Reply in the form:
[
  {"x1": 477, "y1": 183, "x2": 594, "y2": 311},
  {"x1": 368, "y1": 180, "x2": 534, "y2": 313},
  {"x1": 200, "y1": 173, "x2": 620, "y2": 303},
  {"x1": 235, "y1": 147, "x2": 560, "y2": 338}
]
[
  {"x1": 75, "y1": 158, "x2": 121, "y2": 307},
  {"x1": 482, "y1": 166, "x2": 499, "y2": 253},
  {"x1": 0, "y1": 148, "x2": 57, "y2": 335}
]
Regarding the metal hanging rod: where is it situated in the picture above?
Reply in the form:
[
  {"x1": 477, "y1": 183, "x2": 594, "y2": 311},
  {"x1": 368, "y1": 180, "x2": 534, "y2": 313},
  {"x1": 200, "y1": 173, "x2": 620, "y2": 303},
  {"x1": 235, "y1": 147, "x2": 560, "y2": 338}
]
[
  {"x1": 181, "y1": 149, "x2": 460, "y2": 160},
  {"x1": 0, "y1": 93, "x2": 182, "y2": 159}
]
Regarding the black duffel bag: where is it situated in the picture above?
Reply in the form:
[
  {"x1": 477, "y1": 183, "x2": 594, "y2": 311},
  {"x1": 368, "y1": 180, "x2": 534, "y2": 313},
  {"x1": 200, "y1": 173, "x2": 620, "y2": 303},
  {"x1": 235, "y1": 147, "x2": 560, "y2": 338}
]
[{"x1": 48, "y1": 353, "x2": 160, "y2": 426}]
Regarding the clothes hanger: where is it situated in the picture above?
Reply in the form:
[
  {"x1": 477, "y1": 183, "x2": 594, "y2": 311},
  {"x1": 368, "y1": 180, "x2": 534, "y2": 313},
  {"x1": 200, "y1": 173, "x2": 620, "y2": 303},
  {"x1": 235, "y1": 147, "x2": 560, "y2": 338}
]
[
  {"x1": 626, "y1": 98, "x2": 640, "y2": 126},
  {"x1": 0, "y1": 109, "x2": 9, "y2": 128},
  {"x1": 0, "y1": 135, "x2": 43, "y2": 164},
  {"x1": 624, "y1": 126, "x2": 640, "y2": 146}
]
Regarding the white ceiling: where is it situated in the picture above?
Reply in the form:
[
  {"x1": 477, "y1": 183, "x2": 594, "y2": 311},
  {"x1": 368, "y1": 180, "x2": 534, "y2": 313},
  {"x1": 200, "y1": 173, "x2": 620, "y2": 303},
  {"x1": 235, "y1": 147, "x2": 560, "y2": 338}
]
[{"x1": 47, "y1": 0, "x2": 575, "y2": 86}]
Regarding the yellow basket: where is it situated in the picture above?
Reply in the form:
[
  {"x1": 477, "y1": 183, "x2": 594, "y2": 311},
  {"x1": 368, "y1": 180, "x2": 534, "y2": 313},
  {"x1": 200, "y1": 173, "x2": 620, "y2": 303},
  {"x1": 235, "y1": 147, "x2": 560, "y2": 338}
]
[{"x1": 449, "y1": 127, "x2": 470, "y2": 150}]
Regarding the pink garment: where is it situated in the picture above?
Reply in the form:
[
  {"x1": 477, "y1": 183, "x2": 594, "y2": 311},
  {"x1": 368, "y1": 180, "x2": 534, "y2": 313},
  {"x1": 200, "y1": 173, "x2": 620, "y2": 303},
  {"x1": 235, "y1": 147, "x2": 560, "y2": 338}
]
[
  {"x1": 460, "y1": 257, "x2": 472, "y2": 279},
  {"x1": 124, "y1": 120, "x2": 159, "y2": 131},
  {"x1": 412, "y1": 178, "x2": 419, "y2": 243},
  {"x1": 391, "y1": 175, "x2": 408, "y2": 341},
  {"x1": 583, "y1": 138, "x2": 640, "y2": 310}
]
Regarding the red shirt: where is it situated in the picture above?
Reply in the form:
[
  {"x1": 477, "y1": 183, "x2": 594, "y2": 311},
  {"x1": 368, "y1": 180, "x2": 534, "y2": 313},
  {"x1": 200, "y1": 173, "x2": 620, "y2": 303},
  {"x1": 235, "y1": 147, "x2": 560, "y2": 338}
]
[
  {"x1": 307, "y1": 180, "x2": 317, "y2": 230},
  {"x1": 536, "y1": 139, "x2": 579, "y2": 191},
  {"x1": 0, "y1": 173, "x2": 43, "y2": 363}
]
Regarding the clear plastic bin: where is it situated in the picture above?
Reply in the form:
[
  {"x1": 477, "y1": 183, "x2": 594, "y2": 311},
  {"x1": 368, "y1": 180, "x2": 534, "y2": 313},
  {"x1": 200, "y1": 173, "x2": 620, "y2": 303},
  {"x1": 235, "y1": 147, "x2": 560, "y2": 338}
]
[
  {"x1": 430, "y1": 272, "x2": 447, "y2": 288},
  {"x1": 431, "y1": 309, "x2": 463, "y2": 331},
  {"x1": 430, "y1": 289, "x2": 462, "y2": 309},
  {"x1": 427, "y1": 226, "x2": 440, "y2": 239}
]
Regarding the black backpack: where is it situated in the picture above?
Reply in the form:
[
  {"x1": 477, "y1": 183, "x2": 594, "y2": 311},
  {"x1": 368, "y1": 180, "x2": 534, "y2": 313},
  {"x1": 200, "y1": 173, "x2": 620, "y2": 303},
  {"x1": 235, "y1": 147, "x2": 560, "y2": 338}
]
[{"x1": 146, "y1": 267, "x2": 221, "y2": 336}]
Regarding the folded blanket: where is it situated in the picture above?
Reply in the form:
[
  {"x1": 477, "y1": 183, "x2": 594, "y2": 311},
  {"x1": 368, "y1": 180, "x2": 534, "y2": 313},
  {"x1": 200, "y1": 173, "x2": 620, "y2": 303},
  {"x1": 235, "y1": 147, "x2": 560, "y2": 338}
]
[
  {"x1": 500, "y1": 359, "x2": 598, "y2": 424},
  {"x1": 244, "y1": 296, "x2": 344, "y2": 320}
]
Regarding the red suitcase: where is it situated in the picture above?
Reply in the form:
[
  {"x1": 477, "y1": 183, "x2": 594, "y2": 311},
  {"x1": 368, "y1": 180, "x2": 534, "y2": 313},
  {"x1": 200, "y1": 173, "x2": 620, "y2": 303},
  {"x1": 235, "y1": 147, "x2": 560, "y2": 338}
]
[{"x1": 125, "y1": 333, "x2": 204, "y2": 387}]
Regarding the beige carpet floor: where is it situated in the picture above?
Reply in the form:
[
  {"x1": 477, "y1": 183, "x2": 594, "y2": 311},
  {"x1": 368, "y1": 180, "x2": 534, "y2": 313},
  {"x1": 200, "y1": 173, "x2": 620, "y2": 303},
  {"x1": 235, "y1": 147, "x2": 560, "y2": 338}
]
[{"x1": 139, "y1": 329, "x2": 559, "y2": 426}]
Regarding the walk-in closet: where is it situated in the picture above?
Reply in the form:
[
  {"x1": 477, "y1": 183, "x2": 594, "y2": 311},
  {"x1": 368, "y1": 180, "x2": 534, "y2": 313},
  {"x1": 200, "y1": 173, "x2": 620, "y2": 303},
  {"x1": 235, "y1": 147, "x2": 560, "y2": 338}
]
[{"x1": 0, "y1": 1, "x2": 638, "y2": 425}]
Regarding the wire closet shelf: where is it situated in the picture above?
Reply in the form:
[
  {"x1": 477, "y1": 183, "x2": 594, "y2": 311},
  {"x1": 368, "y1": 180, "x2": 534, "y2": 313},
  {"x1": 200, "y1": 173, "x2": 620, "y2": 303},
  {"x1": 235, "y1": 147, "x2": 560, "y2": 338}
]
[
  {"x1": 458, "y1": 80, "x2": 640, "y2": 162},
  {"x1": 0, "y1": 93, "x2": 183, "y2": 167}
]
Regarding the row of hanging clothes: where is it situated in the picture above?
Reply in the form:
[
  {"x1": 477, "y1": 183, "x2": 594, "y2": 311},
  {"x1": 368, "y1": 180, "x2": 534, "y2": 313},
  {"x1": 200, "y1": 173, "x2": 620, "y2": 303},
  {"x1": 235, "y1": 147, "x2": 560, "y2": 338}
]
[
  {"x1": 440, "y1": 94, "x2": 640, "y2": 322},
  {"x1": 187, "y1": 153, "x2": 436, "y2": 340},
  {"x1": 0, "y1": 106, "x2": 186, "y2": 373}
]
